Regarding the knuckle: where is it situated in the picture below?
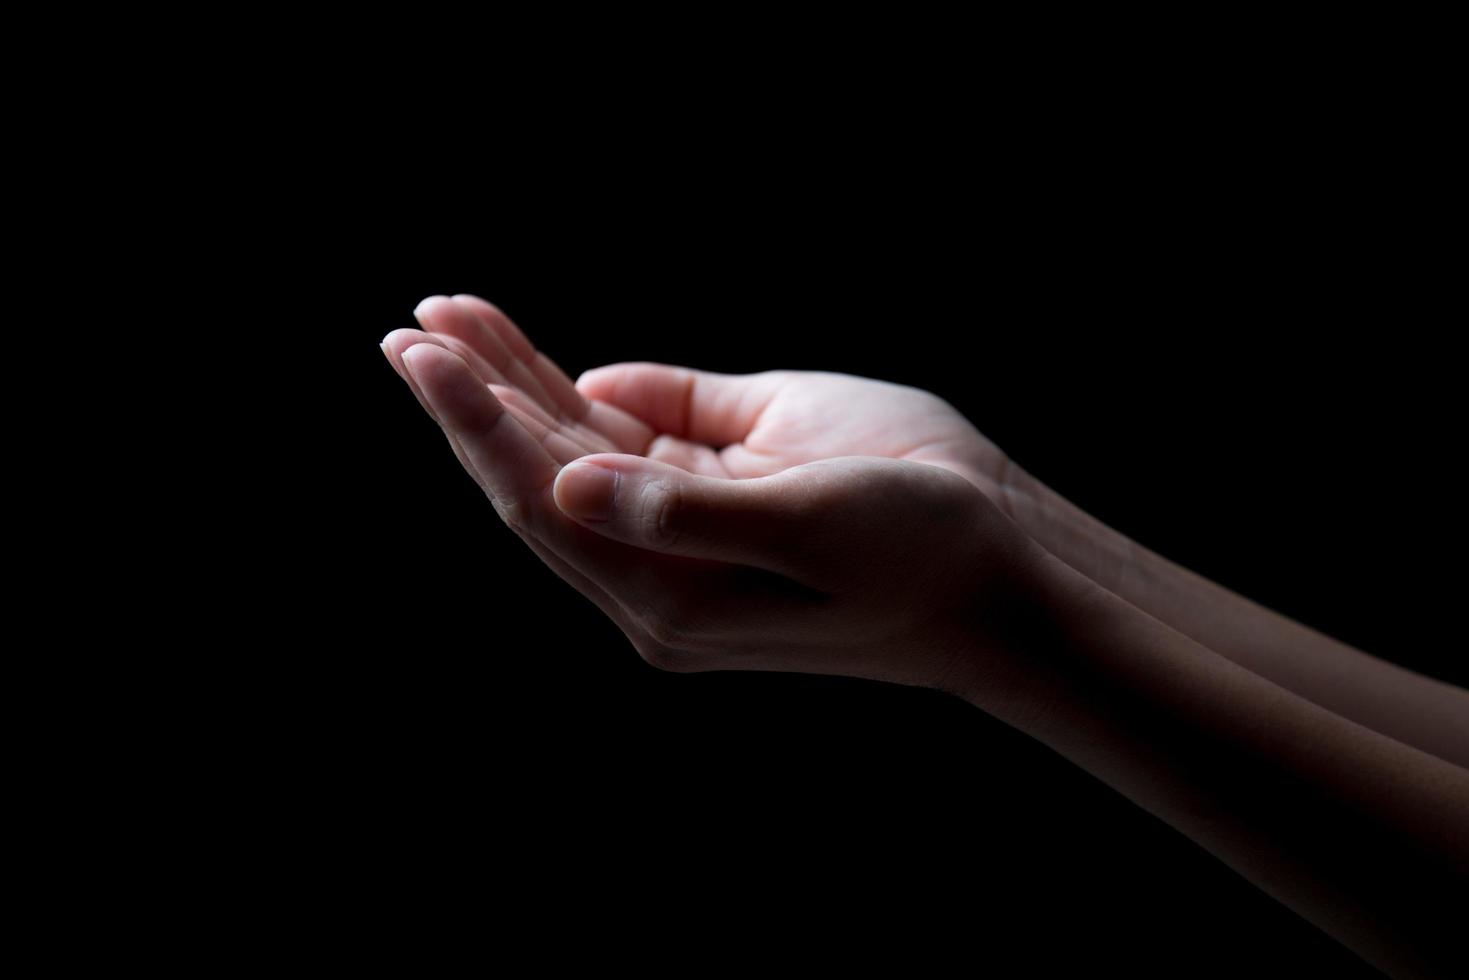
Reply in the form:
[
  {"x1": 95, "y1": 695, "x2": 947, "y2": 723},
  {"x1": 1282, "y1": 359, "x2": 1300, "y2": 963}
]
[
  {"x1": 642, "y1": 480, "x2": 683, "y2": 550},
  {"x1": 785, "y1": 473, "x2": 843, "y2": 537},
  {"x1": 635, "y1": 591, "x2": 713, "y2": 650},
  {"x1": 639, "y1": 603, "x2": 688, "y2": 648},
  {"x1": 630, "y1": 634, "x2": 696, "y2": 673},
  {"x1": 785, "y1": 478, "x2": 825, "y2": 524},
  {"x1": 495, "y1": 495, "x2": 531, "y2": 535}
]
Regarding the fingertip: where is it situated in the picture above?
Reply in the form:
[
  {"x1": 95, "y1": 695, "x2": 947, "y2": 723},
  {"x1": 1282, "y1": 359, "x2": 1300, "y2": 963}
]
[
  {"x1": 488, "y1": 383, "x2": 533, "y2": 413},
  {"x1": 400, "y1": 341, "x2": 465, "y2": 382},
  {"x1": 554, "y1": 452, "x2": 646, "y2": 482},
  {"x1": 553, "y1": 458, "x2": 620, "y2": 522},
  {"x1": 413, "y1": 295, "x2": 455, "y2": 325},
  {"x1": 398, "y1": 341, "x2": 429, "y2": 375},
  {"x1": 382, "y1": 327, "x2": 435, "y2": 355},
  {"x1": 574, "y1": 364, "x2": 618, "y2": 397},
  {"x1": 450, "y1": 292, "x2": 499, "y2": 313}
]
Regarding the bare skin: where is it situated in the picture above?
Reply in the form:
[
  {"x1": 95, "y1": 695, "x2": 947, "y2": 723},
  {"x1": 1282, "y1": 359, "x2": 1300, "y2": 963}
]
[
  {"x1": 384, "y1": 294, "x2": 1469, "y2": 768},
  {"x1": 382, "y1": 298, "x2": 1023, "y2": 690},
  {"x1": 382, "y1": 294, "x2": 1469, "y2": 979}
]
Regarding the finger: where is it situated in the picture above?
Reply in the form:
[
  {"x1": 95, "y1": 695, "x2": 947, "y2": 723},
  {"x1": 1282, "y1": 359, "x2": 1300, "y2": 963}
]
[
  {"x1": 507, "y1": 459, "x2": 820, "y2": 658},
  {"x1": 574, "y1": 362, "x2": 785, "y2": 448},
  {"x1": 392, "y1": 344, "x2": 822, "y2": 662},
  {"x1": 384, "y1": 326, "x2": 513, "y2": 391},
  {"x1": 393, "y1": 342, "x2": 680, "y2": 570},
  {"x1": 381, "y1": 334, "x2": 513, "y2": 539},
  {"x1": 413, "y1": 296, "x2": 561, "y2": 417},
  {"x1": 400, "y1": 343, "x2": 560, "y2": 531},
  {"x1": 550, "y1": 453, "x2": 820, "y2": 580},
  {"x1": 384, "y1": 331, "x2": 561, "y2": 488},
  {"x1": 390, "y1": 341, "x2": 792, "y2": 664},
  {"x1": 490, "y1": 383, "x2": 619, "y2": 458},
  {"x1": 449, "y1": 293, "x2": 592, "y2": 422},
  {"x1": 644, "y1": 433, "x2": 738, "y2": 477},
  {"x1": 580, "y1": 399, "x2": 659, "y2": 456},
  {"x1": 438, "y1": 295, "x2": 657, "y2": 453},
  {"x1": 382, "y1": 329, "x2": 459, "y2": 424},
  {"x1": 705, "y1": 441, "x2": 790, "y2": 479},
  {"x1": 392, "y1": 329, "x2": 625, "y2": 463},
  {"x1": 385, "y1": 341, "x2": 665, "y2": 661},
  {"x1": 489, "y1": 384, "x2": 603, "y2": 465}
]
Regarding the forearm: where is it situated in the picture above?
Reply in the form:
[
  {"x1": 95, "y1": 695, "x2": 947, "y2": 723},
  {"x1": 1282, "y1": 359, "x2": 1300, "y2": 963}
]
[
  {"x1": 953, "y1": 553, "x2": 1469, "y2": 980},
  {"x1": 994, "y1": 461, "x2": 1469, "y2": 769}
]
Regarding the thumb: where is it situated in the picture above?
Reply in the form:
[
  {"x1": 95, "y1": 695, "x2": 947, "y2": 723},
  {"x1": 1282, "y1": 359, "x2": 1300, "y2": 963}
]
[{"x1": 552, "y1": 454, "x2": 812, "y2": 570}]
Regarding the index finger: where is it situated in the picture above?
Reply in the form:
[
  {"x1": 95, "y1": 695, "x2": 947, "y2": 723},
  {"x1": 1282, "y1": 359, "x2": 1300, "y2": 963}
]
[{"x1": 400, "y1": 343, "x2": 560, "y2": 532}]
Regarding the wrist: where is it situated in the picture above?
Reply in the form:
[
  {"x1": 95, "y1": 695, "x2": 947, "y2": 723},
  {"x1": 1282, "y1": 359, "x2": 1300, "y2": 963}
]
[
  {"x1": 998, "y1": 464, "x2": 1144, "y2": 598},
  {"x1": 936, "y1": 532, "x2": 1117, "y2": 732}
]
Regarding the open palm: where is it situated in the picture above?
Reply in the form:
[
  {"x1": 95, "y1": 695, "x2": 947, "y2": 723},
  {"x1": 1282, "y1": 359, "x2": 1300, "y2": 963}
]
[
  {"x1": 382, "y1": 294, "x2": 1033, "y2": 687},
  {"x1": 384, "y1": 295, "x2": 1011, "y2": 501}
]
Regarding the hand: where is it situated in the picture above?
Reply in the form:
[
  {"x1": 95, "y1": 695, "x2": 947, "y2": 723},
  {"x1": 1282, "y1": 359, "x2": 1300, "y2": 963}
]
[
  {"x1": 571, "y1": 350, "x2": 1013, "y2": 497},
  {"x1": 381, "y1": 295, "x2": 1039, "y2": 692}
]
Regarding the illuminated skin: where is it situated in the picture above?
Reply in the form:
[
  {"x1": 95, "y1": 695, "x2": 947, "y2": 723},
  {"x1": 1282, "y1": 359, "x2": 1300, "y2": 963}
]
[{"x1": 382, "y1": 295, "x2": 1468, "y2": 979}]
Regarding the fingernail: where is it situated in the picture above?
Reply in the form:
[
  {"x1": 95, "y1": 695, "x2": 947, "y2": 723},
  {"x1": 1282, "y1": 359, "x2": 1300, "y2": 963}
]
[
  {"x1": 556, "y1": 463, "x2": 619, "y2": 522},
  {"x1": 400, "y1": 344, "x2": 427, "y2": 382},
  {"x1": 414, "y1": 295, "x2": 449, "y2": 324}
]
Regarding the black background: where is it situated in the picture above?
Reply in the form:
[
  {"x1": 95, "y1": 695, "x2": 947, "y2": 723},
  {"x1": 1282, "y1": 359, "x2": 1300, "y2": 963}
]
[{"x1": 269, "y1": 87, "x2": 1462, "y2": 975}]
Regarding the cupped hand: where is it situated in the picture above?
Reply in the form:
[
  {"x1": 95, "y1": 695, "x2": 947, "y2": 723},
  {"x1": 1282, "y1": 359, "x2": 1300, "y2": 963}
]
[{"x1": 381, "y1": 295, "x2": 1039, "y2": 694}]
